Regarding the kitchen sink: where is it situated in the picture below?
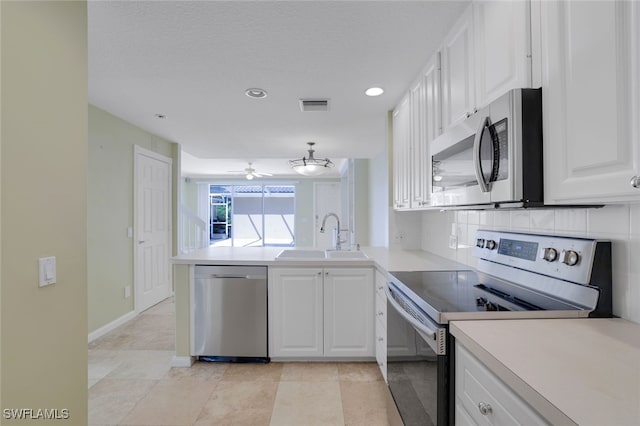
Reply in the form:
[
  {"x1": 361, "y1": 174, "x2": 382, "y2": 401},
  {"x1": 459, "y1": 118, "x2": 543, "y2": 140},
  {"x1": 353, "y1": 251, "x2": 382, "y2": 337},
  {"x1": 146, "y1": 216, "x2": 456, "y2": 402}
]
[
  {"x1": 275, "y1": 249, "x2": 326, "y2": 260},
  {"x1": 325, "y1": 250, "x2": 368, "y2": 259}
]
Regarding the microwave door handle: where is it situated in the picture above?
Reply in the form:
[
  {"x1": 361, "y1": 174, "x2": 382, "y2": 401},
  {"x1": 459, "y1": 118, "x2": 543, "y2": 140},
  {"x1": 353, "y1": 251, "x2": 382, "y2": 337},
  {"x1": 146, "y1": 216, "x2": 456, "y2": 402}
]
[
  {"x1": 473, "y1": 116, "x2": 491, "y2": 193},
  {"x1": 384, "y1": 284, "x2": 437, "y2": 340}
]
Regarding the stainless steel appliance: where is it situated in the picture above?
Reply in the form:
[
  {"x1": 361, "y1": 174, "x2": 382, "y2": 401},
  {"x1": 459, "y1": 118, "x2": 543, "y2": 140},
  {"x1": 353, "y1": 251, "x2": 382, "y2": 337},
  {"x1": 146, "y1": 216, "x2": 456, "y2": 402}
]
[
  {"x1": 431, "y1": 88, "x2": 543, "y2": 208},
  {"x1": 192, "y1": 265, "x2": 268, "y2": 362},
  {"x1": 384, "y1": 230, "x2": 612, "y2": 425}
]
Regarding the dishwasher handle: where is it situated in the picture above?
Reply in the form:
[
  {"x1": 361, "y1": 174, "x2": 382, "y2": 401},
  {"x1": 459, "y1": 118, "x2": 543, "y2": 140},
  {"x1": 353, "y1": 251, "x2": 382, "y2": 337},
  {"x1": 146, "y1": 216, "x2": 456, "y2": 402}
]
[{"x1": 209, "y1": 274, "x2": 266, "y2": 280}]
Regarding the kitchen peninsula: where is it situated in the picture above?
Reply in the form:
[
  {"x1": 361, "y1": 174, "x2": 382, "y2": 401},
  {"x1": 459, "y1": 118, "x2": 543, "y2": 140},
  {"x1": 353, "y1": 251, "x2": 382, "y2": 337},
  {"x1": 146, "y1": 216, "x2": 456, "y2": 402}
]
[{"x1": 171, "y1": 246, "x2": 464, "y2": 364}]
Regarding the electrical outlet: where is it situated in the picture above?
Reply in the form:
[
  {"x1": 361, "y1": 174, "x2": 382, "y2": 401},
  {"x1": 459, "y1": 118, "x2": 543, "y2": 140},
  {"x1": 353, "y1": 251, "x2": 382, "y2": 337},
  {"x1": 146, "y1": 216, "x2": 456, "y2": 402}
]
[
  {"x1": 124, "y1": 285, "x2": 131, "y2": 298},
  {"x1": 448, "y1": 235, "x2": 458, "y2": 250}
]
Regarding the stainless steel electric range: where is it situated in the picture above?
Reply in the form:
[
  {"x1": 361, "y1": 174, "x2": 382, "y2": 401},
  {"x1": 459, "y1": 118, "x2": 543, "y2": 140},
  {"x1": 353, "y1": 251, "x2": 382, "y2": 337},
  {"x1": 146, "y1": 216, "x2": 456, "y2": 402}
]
[{"x1": 384, "y1": 230, "x2": 612, "y2": 426}]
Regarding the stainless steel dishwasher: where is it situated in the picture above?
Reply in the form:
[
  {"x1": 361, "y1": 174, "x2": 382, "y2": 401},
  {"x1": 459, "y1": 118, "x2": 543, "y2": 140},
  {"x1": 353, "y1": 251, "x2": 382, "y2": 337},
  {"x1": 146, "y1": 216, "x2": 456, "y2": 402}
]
[{"x1": 192, "y1": 265, "x2": 268, "y2": 362}]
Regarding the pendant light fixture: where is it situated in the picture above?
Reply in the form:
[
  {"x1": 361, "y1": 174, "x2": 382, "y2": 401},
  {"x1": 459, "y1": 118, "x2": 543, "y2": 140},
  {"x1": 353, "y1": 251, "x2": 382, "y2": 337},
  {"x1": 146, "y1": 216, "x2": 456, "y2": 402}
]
[{"x1": 289, "y1": 142, "x2": 334, "y2": 176}]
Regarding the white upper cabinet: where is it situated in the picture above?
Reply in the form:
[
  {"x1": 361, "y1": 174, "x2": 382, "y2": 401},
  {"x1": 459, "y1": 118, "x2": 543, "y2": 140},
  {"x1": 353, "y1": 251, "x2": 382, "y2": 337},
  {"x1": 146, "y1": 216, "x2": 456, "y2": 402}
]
[
  {"x1": 410, "y1": 53, "x2": 441, "y2": 209},
  {"x1": 392, "y1": 95, "x2": 411, "y2": 210},
  {"x1": 473, "y1": 0, "x2": 533, "y2": 107},
  {"x1": 542, "y1": 0, "x2": 640, "y2": 203},
  {"x1": 442, "y1": 5, "x2": 476, "y2": 131}
]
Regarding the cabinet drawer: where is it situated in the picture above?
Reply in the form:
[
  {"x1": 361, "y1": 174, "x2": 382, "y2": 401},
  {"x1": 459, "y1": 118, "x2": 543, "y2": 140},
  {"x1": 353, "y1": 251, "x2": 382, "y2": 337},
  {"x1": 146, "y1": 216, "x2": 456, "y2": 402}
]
[{"x1": 456, "y1": 342, "x2": 549, "y2": 425}]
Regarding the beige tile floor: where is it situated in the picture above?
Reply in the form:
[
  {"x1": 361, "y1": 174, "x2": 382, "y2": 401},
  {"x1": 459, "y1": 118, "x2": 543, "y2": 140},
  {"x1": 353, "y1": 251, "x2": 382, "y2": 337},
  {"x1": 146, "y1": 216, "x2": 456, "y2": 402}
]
[{"x1": 88, "y1": 297, "x2": 390, "y2": 426}]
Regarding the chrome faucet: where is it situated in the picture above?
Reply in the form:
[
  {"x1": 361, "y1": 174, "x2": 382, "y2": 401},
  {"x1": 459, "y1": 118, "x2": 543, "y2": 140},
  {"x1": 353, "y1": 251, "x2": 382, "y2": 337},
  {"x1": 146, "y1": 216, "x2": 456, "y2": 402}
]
[{"x1": 320, "y1": 213, "x2": 344, "y2": 250}]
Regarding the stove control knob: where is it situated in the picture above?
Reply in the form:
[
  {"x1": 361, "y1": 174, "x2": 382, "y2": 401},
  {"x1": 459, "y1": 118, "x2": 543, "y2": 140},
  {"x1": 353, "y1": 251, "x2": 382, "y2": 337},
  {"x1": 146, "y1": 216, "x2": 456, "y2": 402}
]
[
  {"x1": 561, "y1": 250, "x2": 580, "y2": 266},
  {"x1": 485, "y1": 240, "x2": 497, "y2": 250},
  {"x1": 541, "y1": 247, "x2": 558, "y2": 262}
]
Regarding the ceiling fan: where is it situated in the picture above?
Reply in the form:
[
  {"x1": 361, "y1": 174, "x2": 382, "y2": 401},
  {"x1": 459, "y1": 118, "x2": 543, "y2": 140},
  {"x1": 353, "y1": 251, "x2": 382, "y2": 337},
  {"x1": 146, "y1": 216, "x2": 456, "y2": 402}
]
[{"x1": 227, "y1": 162, "x2": 273, "y2": 180}]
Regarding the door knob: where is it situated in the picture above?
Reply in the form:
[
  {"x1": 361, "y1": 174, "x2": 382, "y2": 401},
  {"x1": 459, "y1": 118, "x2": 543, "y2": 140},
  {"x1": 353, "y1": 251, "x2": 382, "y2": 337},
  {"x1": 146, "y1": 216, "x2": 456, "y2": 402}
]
[{"x1": 630, "y1": 176, "x2": 640, "y2": 188}]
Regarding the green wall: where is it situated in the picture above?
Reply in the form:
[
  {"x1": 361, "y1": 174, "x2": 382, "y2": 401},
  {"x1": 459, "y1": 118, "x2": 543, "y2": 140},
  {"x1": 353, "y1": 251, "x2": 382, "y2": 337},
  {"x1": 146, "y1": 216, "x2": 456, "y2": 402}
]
[
  {"x1": 1, "y1": 1, "x2": 88, "y2": 421},
  {"x1": 88, "y1": 105, "x2": 179, "y2": 333}
]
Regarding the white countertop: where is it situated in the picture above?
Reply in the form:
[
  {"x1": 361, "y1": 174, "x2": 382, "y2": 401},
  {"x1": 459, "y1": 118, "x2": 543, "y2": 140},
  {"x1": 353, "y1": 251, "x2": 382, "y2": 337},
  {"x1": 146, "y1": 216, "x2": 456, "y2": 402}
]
[
  {"x1": 171, "y1": 246, "x2": 466, "y2": 272},
  {"x1": 451, "y1": 318, "x2": 640, "y2": 426}
]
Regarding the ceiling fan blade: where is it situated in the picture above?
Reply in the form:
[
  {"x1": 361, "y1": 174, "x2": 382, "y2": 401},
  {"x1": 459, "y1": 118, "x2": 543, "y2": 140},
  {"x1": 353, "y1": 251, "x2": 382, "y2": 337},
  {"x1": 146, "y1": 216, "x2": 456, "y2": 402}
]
[{"x1": 254, "y1": 172, "x2": 273, "y2": 177}]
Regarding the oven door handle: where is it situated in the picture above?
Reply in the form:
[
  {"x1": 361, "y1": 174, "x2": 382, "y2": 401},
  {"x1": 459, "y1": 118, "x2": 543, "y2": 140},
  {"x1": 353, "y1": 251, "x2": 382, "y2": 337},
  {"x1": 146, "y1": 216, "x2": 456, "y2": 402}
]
[
  {"x1": 384, "y1": 284, "x2": 437, "y2": 340},
  {"x1": 473, "y1": 115, "x2": 492, "y2": 193}
]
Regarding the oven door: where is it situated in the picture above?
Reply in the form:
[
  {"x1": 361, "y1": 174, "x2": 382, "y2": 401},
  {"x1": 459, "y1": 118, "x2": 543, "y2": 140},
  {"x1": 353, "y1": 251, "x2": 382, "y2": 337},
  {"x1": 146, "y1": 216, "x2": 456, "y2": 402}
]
[{"x1": 385, "y1": 283, "x2": 449, "y2": 426}]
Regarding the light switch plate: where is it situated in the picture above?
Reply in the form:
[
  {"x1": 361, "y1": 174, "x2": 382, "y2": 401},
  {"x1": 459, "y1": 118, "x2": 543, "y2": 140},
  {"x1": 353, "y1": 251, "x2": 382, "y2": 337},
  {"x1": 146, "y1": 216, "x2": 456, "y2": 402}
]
[{"x1": 38, "y1": 256, "x2": 56, "y2": 287}]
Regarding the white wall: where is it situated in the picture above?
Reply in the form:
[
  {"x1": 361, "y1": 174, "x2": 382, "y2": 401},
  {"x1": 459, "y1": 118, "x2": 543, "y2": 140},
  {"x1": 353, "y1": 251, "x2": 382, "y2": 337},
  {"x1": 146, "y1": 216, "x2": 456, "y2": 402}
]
[
  {"x1": 368, "y1": 150, "x2": 389, "y2": 247},
  {"x1": 421, "y1": 205, "x2": 640, "y2": 324}
]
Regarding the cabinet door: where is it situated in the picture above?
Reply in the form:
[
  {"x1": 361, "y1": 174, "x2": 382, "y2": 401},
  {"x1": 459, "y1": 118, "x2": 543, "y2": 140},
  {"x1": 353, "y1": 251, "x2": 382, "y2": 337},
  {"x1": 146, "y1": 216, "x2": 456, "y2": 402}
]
[
  {"x1": 542, "y1": 0, "x2": 640, "y2": 203},
  {"x1": 410, "y1": 53, "x2": 441, "y2": 209},
  {"x1": 323, "y1": 268, "x2": 374, "y2": 357},
  {"x1": 268, "y1": 268, "x2": 323, "y2": 357},
  {"x1": 442, "y1": 4, "x2": 476, "y2": 131},
  {"x1": 393, "y1": 95, "x2": 411, "y2": 210},
  {"x1": 474, "y1": 0, "x2": 532, "y2": 107},
  {"x1": 456, "y1": 342, "x2": 549, "y2": 425}
]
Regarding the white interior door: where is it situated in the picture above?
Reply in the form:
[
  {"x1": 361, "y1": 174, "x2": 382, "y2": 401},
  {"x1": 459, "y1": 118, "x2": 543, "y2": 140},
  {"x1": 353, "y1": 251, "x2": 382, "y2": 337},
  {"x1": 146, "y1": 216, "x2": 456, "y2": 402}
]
[
  {"x1": 313, "y1": 182, "x2": 341, "y2": 249},
  {"x1": 135, "y1": 146, "x2": 172, "y2": 312}
]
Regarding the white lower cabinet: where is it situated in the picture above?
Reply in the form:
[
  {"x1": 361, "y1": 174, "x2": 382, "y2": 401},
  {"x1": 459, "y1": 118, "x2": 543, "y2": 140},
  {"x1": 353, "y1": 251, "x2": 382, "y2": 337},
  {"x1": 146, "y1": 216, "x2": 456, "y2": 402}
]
[
  {"x1": 455, "y1": 341, "x2": 549, "y2": 425},
  {"x1": 374, "y1": 271, "x2": 387, "y2": 381},
  {"x1": 269, "y1": 267, "x2": 374, "y2": 358},
  {"x1": 268, "y1": 268, "x2": 324, "y2": 357}
]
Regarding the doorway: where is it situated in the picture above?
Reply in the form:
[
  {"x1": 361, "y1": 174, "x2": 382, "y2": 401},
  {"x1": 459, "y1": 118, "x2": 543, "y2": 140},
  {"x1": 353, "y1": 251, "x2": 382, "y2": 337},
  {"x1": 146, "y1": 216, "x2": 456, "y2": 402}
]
[{"x1": 134, "y1": 146, "x2": 172, "y2": 312}]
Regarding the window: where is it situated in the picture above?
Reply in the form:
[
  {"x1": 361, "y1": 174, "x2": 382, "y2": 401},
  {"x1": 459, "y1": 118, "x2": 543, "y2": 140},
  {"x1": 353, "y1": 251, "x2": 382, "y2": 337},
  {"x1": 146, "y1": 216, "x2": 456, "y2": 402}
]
[{"x1": 209, "y1": 184, "x2": 295, "y2": 247}]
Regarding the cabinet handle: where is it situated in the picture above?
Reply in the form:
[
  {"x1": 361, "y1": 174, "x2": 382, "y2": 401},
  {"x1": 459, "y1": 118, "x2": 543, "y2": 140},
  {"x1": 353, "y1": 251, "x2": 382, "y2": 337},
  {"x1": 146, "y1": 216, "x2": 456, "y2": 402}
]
[
  {"x1": 478, "y1": 402, "x2": 492, "y2": 416},
  {"x1": 377, "y1": 311, "x2": 384, "y2": 316},
  {"x1": 317, "y1": 272, "x2": 322, "y2": 276},
  {"x1": 377, "y1": 337, "x2": 384, "y2": 342},
  {"x1": 325, "y1": 272, "x2": 329, "y2": 276},
  {"x1": 377, "y1": 286, "x2": 383, "y2": 291},
  {"x1": 631, "y1": 176, "x2": 640, "y2": 188}
]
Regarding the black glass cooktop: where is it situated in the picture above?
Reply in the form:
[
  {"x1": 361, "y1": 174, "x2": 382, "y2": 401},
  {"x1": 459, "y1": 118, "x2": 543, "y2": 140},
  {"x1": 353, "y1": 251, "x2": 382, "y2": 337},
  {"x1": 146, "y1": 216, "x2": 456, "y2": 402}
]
[
  {"x1": 388, "y1": 270, "x2": 582, "y2": 324},
  {"x1": 389, "y1": 271, "x2": 484, "y2": 314}
]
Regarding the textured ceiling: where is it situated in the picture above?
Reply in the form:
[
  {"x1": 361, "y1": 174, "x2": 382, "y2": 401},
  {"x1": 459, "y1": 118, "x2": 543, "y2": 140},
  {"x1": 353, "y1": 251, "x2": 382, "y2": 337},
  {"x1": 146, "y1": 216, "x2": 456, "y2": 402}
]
[{"x1": 88, "y1": 1, "x2": 468, "y2": 177}]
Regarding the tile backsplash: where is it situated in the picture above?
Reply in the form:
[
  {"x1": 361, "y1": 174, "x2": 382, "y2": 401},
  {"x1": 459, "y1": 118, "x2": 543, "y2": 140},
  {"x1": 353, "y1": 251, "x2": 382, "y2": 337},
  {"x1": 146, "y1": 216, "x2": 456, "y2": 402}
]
[{"x1": 421, "y1": 205, "x2": 640, "y2": 324}]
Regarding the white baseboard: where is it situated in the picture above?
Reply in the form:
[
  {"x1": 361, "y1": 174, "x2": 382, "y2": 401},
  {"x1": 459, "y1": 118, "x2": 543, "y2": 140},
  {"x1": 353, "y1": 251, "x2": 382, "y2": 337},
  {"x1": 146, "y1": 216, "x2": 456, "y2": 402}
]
[
  {"x1": 88, "y1": 310, "x2": 137, "y2": 343},
  {"x1": 171, "y1": 356, "x2": 195, "y2": 368}
]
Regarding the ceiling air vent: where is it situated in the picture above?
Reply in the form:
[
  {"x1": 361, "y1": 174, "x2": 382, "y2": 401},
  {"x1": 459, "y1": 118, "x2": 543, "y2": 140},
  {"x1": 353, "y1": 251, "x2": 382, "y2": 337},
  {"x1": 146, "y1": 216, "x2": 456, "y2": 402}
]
[{"x1": 299, "y1": 99, "x2": 329, "y2": 112}]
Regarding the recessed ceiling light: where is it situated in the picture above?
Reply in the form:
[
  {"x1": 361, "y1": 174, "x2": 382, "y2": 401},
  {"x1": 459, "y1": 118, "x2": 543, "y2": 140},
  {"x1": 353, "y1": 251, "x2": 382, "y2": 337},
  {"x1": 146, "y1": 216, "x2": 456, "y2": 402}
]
[
  {"x1": 155, "y1": 114, "x2": 166, "y2": 119},
  {"x1": 245, "y1": 88, "x2": 268, "y2": 99},
  {"x1": 365, "y1": 87, "x2": 384, "y2": 97}
]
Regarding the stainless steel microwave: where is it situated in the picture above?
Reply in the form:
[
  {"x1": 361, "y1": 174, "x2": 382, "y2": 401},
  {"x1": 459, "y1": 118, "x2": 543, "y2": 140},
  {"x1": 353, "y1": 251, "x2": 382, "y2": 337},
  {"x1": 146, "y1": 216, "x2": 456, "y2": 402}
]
[{"x1": 431, "y1": 88, "x2": 543, "y2": 208}]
